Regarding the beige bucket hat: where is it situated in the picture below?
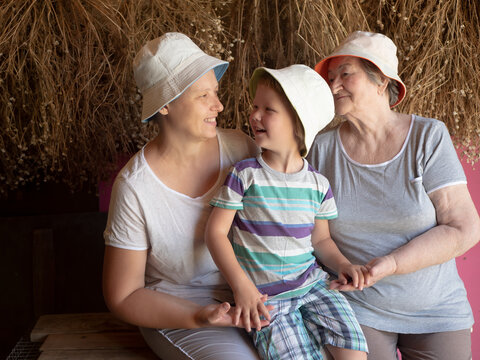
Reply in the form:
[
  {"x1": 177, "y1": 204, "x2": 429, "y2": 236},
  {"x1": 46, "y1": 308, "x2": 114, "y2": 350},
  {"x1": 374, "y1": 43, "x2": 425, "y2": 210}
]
[
  {"x1": 315, "y1": 31, "x2": 406, "y2": 107},
  {"x1": 249, "y1": 64, "x2": 335, "y2": 154},
  {"x1": 133, "y1": 32, "x2": 229, "y2": 122}
]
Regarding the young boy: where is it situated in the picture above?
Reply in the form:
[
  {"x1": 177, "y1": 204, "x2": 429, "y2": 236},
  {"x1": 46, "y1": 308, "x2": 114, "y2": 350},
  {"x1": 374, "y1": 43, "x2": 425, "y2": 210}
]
[{"x1": 205, "y1": 65, "x2": 368, "y2": 359}]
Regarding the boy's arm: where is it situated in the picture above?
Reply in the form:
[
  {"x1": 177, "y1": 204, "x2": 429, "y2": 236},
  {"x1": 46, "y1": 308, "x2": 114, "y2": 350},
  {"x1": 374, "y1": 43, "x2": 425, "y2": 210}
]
[
  {"x1": 205, "y1": 206, "x2": 271, "y2": 331},
  {"x1": 311, "y1": 219, "x2": 369, "y2": 290}
]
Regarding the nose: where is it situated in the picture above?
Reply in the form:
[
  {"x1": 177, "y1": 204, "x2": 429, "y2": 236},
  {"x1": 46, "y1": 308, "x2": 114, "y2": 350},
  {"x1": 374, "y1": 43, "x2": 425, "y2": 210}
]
[
  {"x1": 212, "y1": 94, "x2": 224, "y2": 112},
  {"x1": 249, "y1": 108, "x2": 261, "y2": 124},
  {"x1": 329, "y1": 76, "x2": 342, "y2": 95}
]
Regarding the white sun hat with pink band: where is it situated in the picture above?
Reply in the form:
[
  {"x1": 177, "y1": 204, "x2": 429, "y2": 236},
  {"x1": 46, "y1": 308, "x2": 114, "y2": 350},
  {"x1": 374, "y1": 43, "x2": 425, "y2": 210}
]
[
  {"x1": 133, "y1": 32, "x2": 229, "y2": 122},
  {"x1": 249, "y1": 64, "x2": 335, "y2": 154},
  {"x1": 314, "y1": 31, "x2": 406, "y2": 107}
]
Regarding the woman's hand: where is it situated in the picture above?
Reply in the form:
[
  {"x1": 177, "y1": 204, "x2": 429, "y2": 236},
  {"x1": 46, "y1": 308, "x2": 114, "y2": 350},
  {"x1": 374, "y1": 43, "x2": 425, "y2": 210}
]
[
  {"x1": 329, "y1": 263, "x2": 371, "y2": 291},
  {"x1": 330, "y1": 255, "x2": 397, "y2": 291},
  {"x1": 365, "y1": 254, "x2": 398, "y2": 285},
  {"x1": 195, "y1": 297, "x2": 272, "y2": 330}
]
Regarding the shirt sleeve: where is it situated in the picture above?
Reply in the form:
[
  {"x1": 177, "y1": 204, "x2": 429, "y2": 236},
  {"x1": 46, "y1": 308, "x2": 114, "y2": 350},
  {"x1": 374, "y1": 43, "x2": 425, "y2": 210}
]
[
  {"x1": 210, "y1": 164, "x2": 245, "y2": 210},
  {"x1": 103, "y1": 177, "x2": 149, "y2": 250},
  {"x1": 421, "y1": 120, "x2": 466, "y2": 194},
  {"x1": 315, "y1": 180, "x2": 338, "y2": 220}
]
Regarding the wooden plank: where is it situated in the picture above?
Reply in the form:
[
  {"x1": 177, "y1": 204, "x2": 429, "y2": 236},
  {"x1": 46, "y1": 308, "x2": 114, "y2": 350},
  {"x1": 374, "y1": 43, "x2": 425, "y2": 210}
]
[
  {"x1": 38, "y1": 348, "x2": 157, "y2": 359},
  {"x1": 33, "y1": 228, "x2": 55, "y2": 318},
  {"x1": 40, "y1": 332, "x2": 148, "y2": 351},
  {"x1": 31, "y1": 313, "x2": 136, "y2": 342}
]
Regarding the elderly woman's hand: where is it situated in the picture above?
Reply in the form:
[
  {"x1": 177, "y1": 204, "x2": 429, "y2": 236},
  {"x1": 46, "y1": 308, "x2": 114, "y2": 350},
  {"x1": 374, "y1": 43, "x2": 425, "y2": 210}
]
[
  {"x1": 365, "y1": 254, "x2": 398, "y2": 286},
  {"x1": 330, "y1": 255, "x2": 398, "y2": 291},
  {"x1": 329, "y1": 263, "x2": 371, "y2": 291}
]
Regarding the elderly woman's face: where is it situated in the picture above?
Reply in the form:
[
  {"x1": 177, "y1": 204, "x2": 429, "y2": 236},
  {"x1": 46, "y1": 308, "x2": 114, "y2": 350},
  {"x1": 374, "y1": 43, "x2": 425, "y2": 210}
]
[{"x1": 327, "y1": 56, "x2": 380, "y2": 117}]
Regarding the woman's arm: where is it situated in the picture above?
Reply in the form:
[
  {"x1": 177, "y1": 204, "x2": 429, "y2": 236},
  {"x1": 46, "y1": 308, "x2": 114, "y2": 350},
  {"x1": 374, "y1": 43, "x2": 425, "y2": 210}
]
[
  {"x1": 367, "y1": 184, "x2": 480, "y2": 283},
  {"x1": 102, "y1": 246, "x2": 242, "y2": 329}
]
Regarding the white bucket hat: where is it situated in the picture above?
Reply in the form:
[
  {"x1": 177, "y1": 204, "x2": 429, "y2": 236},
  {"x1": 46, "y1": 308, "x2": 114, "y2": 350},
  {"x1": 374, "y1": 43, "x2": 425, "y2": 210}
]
[
  {"x1": 249, "y1": 64, "x2": 334, "y2": 154},
  {"x1": 133, "y1": 32, "x2": 229, "y2": 122},
  {"x1": 315, "y1": 31, "x2": 406, "y2": 107}
]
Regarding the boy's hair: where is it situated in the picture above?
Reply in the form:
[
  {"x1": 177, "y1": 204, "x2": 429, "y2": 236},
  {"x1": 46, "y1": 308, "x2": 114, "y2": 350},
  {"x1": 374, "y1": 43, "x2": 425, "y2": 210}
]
[{"x1": 256, "y1": 72, "x2": 307, "y2": 157}]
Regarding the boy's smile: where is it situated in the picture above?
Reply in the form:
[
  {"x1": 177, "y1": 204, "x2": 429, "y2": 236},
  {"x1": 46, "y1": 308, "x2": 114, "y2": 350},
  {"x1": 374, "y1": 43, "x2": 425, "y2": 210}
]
[{"x1": 249, "y1": 84, "x2": 297, "y2": 153}]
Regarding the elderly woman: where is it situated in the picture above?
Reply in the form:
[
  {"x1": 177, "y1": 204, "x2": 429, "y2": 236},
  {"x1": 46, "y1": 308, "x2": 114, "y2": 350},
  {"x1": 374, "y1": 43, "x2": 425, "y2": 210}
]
[
  {"x1": 307, "y1": 31, "x2": 480, "y2": 360},
  {"x1": 102, "y1": 32, "x2": 265, "y2": 359}
]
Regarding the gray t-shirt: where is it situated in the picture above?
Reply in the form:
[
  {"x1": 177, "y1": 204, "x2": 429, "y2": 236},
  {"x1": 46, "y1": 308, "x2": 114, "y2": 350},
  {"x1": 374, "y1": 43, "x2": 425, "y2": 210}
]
[
  {"x1": 104, "y1": 128, "x2": 259, "y2": 301},
  {"x1": 307, "y1": 115, "x2": 474, "y2": 333}
]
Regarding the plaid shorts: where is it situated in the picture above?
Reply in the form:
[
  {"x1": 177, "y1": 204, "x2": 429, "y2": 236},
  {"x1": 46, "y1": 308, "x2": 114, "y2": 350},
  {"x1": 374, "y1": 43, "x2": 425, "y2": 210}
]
[{"x1": 252, "y1": 280, "x2": 368, "y2": 359}]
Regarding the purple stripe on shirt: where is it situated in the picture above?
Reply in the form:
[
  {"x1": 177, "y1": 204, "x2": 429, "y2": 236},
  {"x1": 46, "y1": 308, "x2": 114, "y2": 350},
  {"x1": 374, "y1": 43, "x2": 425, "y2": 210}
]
[
  {"x1": 233, "y1": 216, "x2": 314, "y2": 238},
  {"x1": 324, "y1": 186, "x2": 334, "y2": 201},
  {"x1": 234, "y1": 158, "x2": 262, "y2": 172},
  {"x1": 257, "y1": 262, "x2": 319, "y2": 296},
  {"x1": 307, "y1": 163, "x2": 318, "y2": 173},
  {"x1": 224, "y1": 172, "x2": 244, "y2": 196}
]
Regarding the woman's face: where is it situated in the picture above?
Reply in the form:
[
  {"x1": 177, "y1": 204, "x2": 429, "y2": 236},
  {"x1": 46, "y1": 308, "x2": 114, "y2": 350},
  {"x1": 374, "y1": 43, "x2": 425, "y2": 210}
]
[
  {"x1": 327, "y1": 56, "x2": 381, "y2": 117},
  {"x1": 249, "y1": 83, "x2": 298, "y2": 154},
  {"x1": 163, "y1": 70, "x2": 223, "y2": 140}
]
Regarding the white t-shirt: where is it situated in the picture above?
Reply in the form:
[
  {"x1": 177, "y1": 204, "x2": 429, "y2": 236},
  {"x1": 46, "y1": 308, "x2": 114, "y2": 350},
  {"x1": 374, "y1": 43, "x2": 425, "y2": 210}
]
[{"x1": 104, "y1": 128, "x2": 258, "y2": 301}]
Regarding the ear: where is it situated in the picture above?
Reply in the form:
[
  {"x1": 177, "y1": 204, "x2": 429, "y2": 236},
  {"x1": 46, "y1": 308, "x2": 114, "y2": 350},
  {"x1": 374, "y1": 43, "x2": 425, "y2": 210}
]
[
  {"x1": 378, "y1": 78, "x2": 389, "y2": 96},
  {"x1": 159, "y1": 106, "x2": 169, "y2": 115}
]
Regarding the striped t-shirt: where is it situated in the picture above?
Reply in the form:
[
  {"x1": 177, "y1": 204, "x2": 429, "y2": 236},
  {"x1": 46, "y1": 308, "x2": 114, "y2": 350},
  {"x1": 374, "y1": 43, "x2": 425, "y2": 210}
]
[{"x1": 210, "y1": 154, "x2": 337, "y2": 299}]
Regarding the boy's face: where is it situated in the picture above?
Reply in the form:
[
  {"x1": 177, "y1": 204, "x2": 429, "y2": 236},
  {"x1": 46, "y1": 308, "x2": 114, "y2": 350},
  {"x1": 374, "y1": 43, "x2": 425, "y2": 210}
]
[{"x1": 249, "y1": 84, "x2": 298, "y2": 154}]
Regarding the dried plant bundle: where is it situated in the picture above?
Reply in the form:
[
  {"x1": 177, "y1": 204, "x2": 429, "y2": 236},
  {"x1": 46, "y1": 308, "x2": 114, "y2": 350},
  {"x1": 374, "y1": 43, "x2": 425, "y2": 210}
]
[{"x1": 0, "y1": 0, "x2": 478, "y2": 196}]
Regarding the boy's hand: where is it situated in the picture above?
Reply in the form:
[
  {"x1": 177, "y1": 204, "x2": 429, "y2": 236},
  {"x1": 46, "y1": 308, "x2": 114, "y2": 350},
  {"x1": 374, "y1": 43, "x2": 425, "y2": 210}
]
[
  {"x1": 194, "y1": 301, "x2": 272, "y2": 328},
  {"x1": 330, "y1": 263, "x2": 371, "y2": 291},
  {"x1": 232, "y1": 280, "x2": 271, "y2": 332}
]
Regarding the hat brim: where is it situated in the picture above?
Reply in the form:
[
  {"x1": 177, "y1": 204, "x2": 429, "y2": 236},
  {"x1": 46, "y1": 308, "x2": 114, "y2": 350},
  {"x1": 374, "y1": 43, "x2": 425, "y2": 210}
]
[
  {"x1": 141, "y1": 56, "x2": 228, "y2": 122},
  {"x1": 315, "y1": 55, "x2": 406, "y2": 108},
  {"x1": 249, "y1": 65, "x2": 334, "y2": 155}
]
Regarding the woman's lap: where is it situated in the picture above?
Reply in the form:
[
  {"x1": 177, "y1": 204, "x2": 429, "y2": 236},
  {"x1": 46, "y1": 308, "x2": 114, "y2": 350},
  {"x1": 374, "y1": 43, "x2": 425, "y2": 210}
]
[
  {"x1": 139, "y1": 296, "x2": 259, "y2": 360},
  {"x1": 140, "y1": 326, "x2": 260, "y2": 360},
  {"x1": 361, "y1": 325, "x2": 472, "y2": 360}
]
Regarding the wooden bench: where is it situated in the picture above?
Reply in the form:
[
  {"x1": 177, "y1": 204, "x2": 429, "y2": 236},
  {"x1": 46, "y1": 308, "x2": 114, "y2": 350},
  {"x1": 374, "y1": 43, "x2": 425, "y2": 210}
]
[{"x1": 30, "y1": 312, "x2": 157, "y2": 359}]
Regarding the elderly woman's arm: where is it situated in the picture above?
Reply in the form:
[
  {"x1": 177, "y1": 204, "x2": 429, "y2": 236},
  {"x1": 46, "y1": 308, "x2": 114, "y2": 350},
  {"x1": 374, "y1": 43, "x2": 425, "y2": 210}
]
[
  {"x1": 102, "y1": 246, "x2": 242, "y2": 329},
  {"x1": 366, "y1": 184, "x2": 480, "y2": 284}
]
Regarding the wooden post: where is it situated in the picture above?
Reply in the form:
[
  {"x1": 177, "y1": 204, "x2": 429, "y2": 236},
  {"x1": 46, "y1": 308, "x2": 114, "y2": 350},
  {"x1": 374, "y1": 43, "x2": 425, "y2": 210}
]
[{"x1": 33, "y1": 228, "x2": 55, "y2": 318}]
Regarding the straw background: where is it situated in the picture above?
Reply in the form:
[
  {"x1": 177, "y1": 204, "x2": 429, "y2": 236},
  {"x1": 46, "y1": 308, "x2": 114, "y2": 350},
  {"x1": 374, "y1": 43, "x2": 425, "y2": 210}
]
[{"x1": 0, "y1": 0, "x2": 479, "y2": 195}]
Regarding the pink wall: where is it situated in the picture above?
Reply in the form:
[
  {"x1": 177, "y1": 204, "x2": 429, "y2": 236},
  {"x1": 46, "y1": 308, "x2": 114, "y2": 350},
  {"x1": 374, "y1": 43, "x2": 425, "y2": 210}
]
[
  {"x1": 99, "y1": 155, "x2": 130, "y2": 213},
  {"x1": 456, "y1": 154, "x2": 480, "y2": 358}
]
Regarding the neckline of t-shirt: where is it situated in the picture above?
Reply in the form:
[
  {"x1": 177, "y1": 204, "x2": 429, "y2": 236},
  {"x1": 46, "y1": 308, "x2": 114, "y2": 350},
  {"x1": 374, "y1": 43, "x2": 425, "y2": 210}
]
[
  {"x1": 256, "y1": 153, "x2": 308, "y2": 178},
  {"x1": 335, "y1": 114, "x2": 415, "y2": 168},
  {"x1": 140, "y1": 130, "x2": 224, "y2": 201}
]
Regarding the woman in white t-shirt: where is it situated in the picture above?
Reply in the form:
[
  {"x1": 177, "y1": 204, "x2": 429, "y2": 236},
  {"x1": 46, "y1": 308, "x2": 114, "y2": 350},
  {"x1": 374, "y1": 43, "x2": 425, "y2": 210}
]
[
  {"x1": 307, "y1": 31, "x2": 480, "y2": 360},
  {"x1": 102, "y1": 32, "x2": 264, "y2": 359}
]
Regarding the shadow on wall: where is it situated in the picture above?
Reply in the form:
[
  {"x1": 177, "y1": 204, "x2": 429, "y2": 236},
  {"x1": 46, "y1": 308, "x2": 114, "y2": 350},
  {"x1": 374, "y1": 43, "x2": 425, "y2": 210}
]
[{"x1": 0, "y1": 183, "x2": 108, "y2": 358}]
